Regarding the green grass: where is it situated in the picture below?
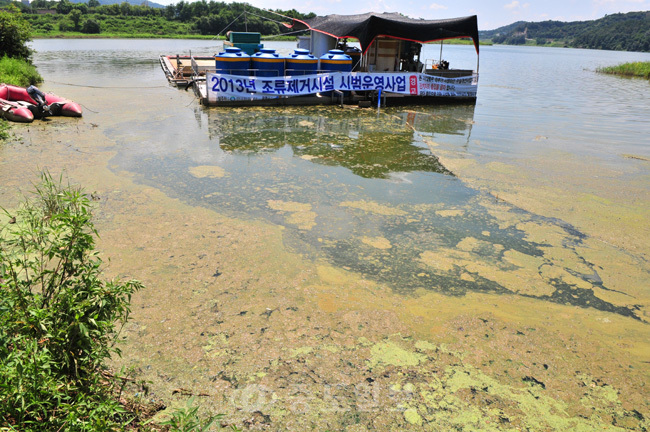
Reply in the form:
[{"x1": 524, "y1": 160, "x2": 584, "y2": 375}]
[
  {"x1": 0, "y1": 55, "x2": 42, "y2": 87},
  {"x1": 33, "y1": 32, "x2": 225, "y2": 39},
  {"x1": 435, "y1": 39, "x2": 492, "y2": 46},
  {"x1": 597, "y1": 62, "x2": 650, "y2": 79},
  {"x1": 0, "y1": 118, "x2": 10, "y2": 140}
]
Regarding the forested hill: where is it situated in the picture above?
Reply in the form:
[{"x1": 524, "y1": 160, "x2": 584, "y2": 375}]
[
  {"x1": 4, "y1": 0, "x2": 648, "y2": 52},
  {"x1": 69, "y1": 0, "x2": 165, "y2": 7},
  {"x1": 479, "y1": 11, "x2": 650, "y2": 52},
  {"x1": 8, "y1": 0, "x2": 316, "y2": 37}
]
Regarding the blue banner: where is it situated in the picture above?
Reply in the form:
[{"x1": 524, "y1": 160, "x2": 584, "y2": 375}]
[{"x1": 206, "y1": 72, "x2": 477, "y2": 102}]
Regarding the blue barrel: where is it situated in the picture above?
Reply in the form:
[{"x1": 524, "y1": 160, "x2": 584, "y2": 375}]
[
  {"x1": 215, "y1": 47, "x2": 250, "y2": 76},
  {"x1": 286, "y1": 49, "x2": 318, "y2": 76},
  {"x1": 251, "y1": 48, "x2": 285, "y2": 78},
  {"x1": 345, "y1": 47, "x2": 362, "y2": 71},
  {"x1": 319, "y1": 49, "x2": 352, "y2": 73}
]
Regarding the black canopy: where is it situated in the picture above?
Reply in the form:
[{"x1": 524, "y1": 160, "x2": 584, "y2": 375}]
[{"x1": 290, "y1": 13, "x2": 479, "y2": 54}]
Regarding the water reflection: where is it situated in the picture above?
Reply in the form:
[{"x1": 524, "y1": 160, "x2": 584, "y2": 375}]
[
  {"x1": 206, "y1": 106, "x2": 471, "y2": 178},
  {"x1": 109, "y1": 103, "x2": 641, "y2": 321}
]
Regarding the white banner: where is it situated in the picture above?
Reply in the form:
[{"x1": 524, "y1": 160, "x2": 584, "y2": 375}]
[{"x1": 207, "y1": 72, "x2": 477, "y2": 103}]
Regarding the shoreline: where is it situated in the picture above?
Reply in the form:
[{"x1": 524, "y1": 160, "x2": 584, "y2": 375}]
[
  {"x1": 3, "y1": 114, "x2": 648, "y2": 430},
  {"x1": 2, "y1": 47, "x2": 648, "y2": 429}
]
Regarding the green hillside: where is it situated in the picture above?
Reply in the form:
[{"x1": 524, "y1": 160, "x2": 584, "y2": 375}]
[
  {"x1": 1, "y1": 0, "x2": 314, "y2": 38},
  {"x1": 480, "y1": 11, "x2": 650, "y2": 52},
  {"x1": 2, "y1": 0, "x2": 648, "y2": 52}
]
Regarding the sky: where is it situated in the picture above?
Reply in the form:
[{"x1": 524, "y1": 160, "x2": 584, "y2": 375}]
[{"x1": 154, "y1": 0, "x2": 650, "y2": 30}]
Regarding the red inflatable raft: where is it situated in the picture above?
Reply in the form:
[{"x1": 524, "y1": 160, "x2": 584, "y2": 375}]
[
  {"x1": 0, "y1": 98, "x2": 35, "y2": 123},
  {"x1": 0, "y1": 83, "x2": 82, "y2": 123}
]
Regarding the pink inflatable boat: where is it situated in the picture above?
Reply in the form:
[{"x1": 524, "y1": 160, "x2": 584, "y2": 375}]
[{"x1": 0, "y1": 84, "x2": 82, "y2": 123}]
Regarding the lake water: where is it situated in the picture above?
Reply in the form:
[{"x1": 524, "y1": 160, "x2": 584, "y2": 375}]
[
  {"x1": 29, "y1": 39, "x2": 650, "y2": 315},
  {"x1": 18, "y1": 39, "x2": 650, "y2": 428}
]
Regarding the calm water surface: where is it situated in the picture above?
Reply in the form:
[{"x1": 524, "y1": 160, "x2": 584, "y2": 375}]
[{"x1": 30, "y1": 39, "x2": 650, "y2": 318}]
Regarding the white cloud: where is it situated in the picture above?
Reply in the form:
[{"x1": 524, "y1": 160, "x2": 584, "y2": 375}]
[
  {"x1": 593, "y1": 0, "x2": 645, "y2": 4},
  {"x1": 504, "y1": 0, "x2": 530, "y2": 14},
  {"x1": 429, "y1": 3, "x2": 448, "y2": 9}
]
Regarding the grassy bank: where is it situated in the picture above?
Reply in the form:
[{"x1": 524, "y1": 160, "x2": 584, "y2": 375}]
[
  {"x1": 438, "y1": 38, "x2": 492, "y2": 46},
  {"x1": 0, "y1": 56, "x2": 42, "y2": 87},
  {"x1": 597, "y1": 61, "x2": 650, "y2": 79},
  {"x1": 33, "y1": 32, "x2": 225, "y2": 40},
  {"x1": 32, "y1": 31, "x2": 491, "y2": 45}
]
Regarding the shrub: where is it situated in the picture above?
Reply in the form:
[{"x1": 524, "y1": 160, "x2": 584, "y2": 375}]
[
  {"x1": 81, "y1": 18, "x2": 101, "y2": 34},
  {"x1": 56, "y1": 0, "x2": 73, "y2": 15},
  {"x1": 70, "y1": 9, "x2": 83, "y2": 30},
  {"x1": 0, "y1": 6, "x2": 33, "y2": 60},
  {"x1": 58, "y1": 19, "x2": 75, "y2": 32},
  {"x1": 0, "y1": 171, "x2": 143, "y2": 431},
  {"x1": 0, "y1": 55, "x2": 42, "y2": 87}
]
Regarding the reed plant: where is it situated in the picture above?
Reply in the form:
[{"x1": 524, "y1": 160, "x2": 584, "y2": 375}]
[{"x1": 597, "y1": 62, "x2": 650, "y2": 79}]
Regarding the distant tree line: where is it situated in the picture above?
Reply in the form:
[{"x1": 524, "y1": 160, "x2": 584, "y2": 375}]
[
  {"x1": 3, "y1": 0, "x2": 647, "y2": 51},
  {"x1": 1, "y1": 0, "x2": 315, "y2": 36},
  {"x1": 481, "y1": 11, "x2": 650, "y2": 52}
]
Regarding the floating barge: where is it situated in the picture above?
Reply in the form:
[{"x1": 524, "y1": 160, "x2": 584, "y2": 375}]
[
  {"x1": 161, "y1": 12, "x2": 480, "y2": 107},
  {"x1": 159, "y1": 54, "x2": 215, "y2": 88}
]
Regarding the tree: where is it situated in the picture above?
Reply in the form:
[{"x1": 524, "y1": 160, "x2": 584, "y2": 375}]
[
  {"x1": 506, "y1": 34, "x2": 526, "y2": 45},
  {"x1": 74, "y1": 3, "x2": 89, "y2": 14},
  {"x1": 31, "y1": 0, "x2": 49, "y2": 9},
  {"x1": 0, "y1": 6, "x2": 33, "y2": 60},
  {"x1": 190, "y1": 0, "x2": 208, "y2": 17},
  {"x1": 88, "y1": 0, "x2": 100, "y2": 7},
  {"x1": 81, "y1": 18, "x2": 101, "y2": 34},
  {"x1": 164, "y1": 4, "x2": 175, "y2": 19},
  {"x1": 58, "y1": 19, "x2": 74, "y2": 32},
  {"x1": 119, "y1": 1, "x2": 132, "y2": 16},
  {"x1": 69, "y1": 9, "x2": 82, "y2": 30},
  {"x1": 261, "y1": 20, "x2": 279, "y2": 35},
  {"x1": 56, "y1": 0, "x2": 73, "y2": 14}
]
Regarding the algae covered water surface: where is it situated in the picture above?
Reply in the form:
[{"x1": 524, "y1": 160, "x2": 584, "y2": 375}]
[
  {"x1": 102, "y1": 99, "x2": 649, "y2": 430},
  {"x1": 109, "y1": 104, "x2": 645, "y2": 322},
  {"x1": 2, "y1": 39, "x2": 648, "y2": 430}
]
